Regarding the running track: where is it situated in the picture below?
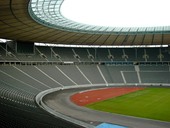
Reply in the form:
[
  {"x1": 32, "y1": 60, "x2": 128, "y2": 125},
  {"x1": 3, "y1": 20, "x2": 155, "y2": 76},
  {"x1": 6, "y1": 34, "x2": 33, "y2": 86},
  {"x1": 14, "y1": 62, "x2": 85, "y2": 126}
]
[{"x1": 71, "y1": 87, "x2": 144, "y2": 106}]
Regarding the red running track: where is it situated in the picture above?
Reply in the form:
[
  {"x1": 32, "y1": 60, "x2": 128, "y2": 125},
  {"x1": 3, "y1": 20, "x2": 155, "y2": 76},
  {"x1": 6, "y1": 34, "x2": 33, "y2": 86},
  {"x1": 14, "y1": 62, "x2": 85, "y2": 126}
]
[{"x1": 71, "y1": 87, "x2": 144, "y2": 106}]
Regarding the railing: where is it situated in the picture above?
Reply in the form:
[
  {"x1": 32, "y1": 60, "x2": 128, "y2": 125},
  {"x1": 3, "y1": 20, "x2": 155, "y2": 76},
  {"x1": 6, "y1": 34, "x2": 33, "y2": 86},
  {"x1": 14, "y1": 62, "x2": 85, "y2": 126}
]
[{"x1": 0, "y1": 61, "x2": 170, "y2": 66}]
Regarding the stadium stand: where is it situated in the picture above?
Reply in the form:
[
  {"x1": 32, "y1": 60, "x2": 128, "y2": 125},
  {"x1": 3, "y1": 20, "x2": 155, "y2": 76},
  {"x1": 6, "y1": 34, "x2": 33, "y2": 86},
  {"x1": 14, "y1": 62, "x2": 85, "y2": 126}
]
[
  {"x1": 0, "y1": 44, "x2": 170, "y2": 128},
  {"x1": 139, "y1": 65, "x2": 170, "y2": 84}
]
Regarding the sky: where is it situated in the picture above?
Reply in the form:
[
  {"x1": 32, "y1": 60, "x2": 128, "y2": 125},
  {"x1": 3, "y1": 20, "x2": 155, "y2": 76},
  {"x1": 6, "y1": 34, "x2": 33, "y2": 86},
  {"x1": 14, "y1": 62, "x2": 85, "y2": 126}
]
[{"x1": 61, "y1": 0, "x2": 170, "y2": 27}]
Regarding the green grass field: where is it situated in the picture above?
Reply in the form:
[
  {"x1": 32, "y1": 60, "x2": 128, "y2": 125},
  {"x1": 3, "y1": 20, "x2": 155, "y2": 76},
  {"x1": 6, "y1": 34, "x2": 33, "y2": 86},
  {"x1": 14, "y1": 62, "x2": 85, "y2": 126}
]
[{"x1": 86, "y1": 87, "x2": 170, "y2": 122}]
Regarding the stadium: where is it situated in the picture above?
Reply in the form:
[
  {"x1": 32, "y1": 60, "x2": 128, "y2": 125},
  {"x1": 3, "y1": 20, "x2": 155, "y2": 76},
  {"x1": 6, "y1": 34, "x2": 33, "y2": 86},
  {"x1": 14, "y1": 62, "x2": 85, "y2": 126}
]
[{"x1": 0, "y1": 0, "x2": 170, "y2": 128}]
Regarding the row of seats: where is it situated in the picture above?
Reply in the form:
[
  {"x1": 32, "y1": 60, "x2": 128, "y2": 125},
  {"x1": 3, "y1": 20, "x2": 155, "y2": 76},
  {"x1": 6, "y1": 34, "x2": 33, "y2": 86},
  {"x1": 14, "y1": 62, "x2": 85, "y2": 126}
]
[{"x1": 0, "y1": 81, "x2": 36, "y2": 108}]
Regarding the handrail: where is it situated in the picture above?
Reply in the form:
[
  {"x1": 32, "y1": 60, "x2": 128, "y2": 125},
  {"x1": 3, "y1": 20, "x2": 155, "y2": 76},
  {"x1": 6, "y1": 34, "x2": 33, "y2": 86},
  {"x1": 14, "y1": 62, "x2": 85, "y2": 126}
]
[{"x1": 0, "y1": 61, "x2": 170, "y2": 66}]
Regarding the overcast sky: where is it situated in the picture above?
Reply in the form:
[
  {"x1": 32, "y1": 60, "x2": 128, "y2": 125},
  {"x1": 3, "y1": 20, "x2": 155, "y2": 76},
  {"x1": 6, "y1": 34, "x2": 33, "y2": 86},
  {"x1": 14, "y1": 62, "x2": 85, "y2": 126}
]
[{"x1": 61, "y1": 0, "x2": 170, "y2": 27}]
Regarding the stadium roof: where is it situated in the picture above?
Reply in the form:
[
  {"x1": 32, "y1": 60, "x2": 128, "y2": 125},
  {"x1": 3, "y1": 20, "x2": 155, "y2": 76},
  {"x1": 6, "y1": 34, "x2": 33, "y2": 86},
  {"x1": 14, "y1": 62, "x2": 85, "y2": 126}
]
[{"x1": 0, "y1": 0, "x2": 170, "y2": 45}]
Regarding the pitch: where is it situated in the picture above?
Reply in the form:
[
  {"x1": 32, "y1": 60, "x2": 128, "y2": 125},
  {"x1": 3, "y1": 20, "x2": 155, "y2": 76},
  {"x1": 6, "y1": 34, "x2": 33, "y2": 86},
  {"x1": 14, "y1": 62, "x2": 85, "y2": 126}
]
[{"x1": 86, "y1": 87, "x2": 170, "y2": 122}]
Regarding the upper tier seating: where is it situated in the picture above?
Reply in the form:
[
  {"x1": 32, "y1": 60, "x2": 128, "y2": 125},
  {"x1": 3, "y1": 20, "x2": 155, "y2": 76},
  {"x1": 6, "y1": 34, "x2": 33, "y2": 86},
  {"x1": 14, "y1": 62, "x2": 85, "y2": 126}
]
[{"x1": 1, "y1": 43, "x2": 170, "y2": 62}]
